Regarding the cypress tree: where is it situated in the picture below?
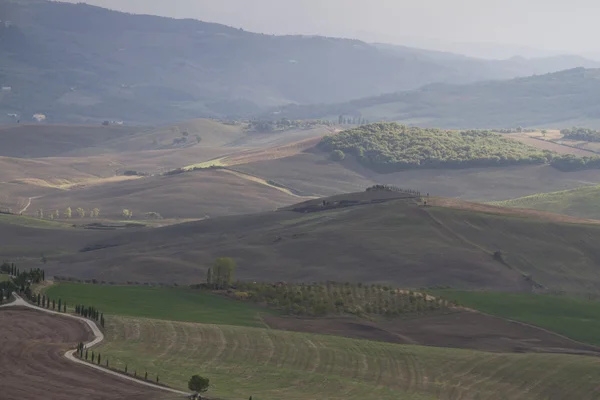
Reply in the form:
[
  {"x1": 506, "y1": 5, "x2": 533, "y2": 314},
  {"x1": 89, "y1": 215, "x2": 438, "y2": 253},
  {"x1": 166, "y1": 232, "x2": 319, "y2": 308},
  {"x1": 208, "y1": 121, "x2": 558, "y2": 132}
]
[
  {"x1": 125, "y1": 364, "x2": 128, "y2": 374},
  {"x1": 58, "y1": 298, "x2": 62, "y2": 311},
  {"x1": 97, "y1": 353, "x2": 101, "y2": 365},
  {"x1": 52, "y1": 299, "x2": 55, "y2": 310},
  {"x1": 63, "y1": 302, "x2": 67, "y2": 313},
  {"x1": 91, "y1": 351, "x2": 95, "y2": 363},
  {"x1": 106, "y1": 359, "x2": 109, "y2": 368},
  {"x1": 36, "y1": 293, "x2": 40, "y2": 306},
  {"x1": 156, "y1": 375, "x2": 159, "y2": 384},
  {"x1": 85, "y1": 349, "x2": 88, "y2": 360},
  {"x1": 144, "y1": 371, "x2": 148, "y2": 380}
]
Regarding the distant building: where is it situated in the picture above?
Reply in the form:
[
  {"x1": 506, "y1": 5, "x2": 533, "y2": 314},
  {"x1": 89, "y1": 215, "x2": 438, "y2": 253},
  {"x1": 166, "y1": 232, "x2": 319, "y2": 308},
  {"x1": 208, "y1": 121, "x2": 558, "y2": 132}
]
[
  {"x1": 1, "y1": 86, "x2": 11, "y2": 92},
  {"x1": 33, "y1": 113, "x2": 46, "y2": 122}
]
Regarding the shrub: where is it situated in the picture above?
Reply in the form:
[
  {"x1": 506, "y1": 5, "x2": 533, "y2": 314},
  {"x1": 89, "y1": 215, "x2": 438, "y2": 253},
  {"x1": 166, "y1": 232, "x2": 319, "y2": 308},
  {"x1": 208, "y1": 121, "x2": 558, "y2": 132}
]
[{"x1": 330, "y1": 150, "x2": 345, "y2": 162}]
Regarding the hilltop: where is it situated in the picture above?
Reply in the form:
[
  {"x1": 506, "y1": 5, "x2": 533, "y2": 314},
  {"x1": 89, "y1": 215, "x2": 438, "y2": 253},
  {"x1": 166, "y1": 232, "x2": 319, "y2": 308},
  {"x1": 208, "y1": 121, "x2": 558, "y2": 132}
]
[
  {"x1": 270, "y1": 68, "x2": 600, "y2": 129},
  {"x1": 2, "y1": 2, "x2": 600, "y2": 123},
  {"x1": 14, "y1": 190, "x2": 600, "y2": 294}
]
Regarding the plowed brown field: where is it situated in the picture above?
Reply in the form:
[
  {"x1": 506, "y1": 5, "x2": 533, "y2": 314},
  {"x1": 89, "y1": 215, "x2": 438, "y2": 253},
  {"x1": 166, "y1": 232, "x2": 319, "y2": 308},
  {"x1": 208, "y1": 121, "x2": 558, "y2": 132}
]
[{"x1": 0, "y1": 307, "x2": 170, "y2": 400}]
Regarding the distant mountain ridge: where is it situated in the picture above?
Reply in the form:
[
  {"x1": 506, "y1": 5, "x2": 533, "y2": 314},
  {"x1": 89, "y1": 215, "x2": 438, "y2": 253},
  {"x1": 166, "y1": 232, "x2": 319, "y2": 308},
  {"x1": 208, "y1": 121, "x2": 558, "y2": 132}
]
[
  {"x1": 269, "y1": 67, "x2": 600, "y2": 129},
  {"x1": 1, "y1": 1, "x2": 599, "y2": 124}
]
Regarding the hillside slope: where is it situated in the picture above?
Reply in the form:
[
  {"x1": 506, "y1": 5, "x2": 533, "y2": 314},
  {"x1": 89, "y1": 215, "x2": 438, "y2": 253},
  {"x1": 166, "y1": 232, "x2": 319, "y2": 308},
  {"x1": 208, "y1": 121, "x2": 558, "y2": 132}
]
[
  {"x1": 36, "y1": 193, "x2": 600, "y2": 294},
  {"x1": 2, "y1": 1, "x2": 599, "y2": 123},
  {"x1": 30, "y1": 168, "x2": 303, "y2": 219},
  {"x1": 271, "y1": 68, "x2": 600, "y2": 129},
  {"x1": 492, "y1": 185, "x2": 600, "y2": 220}
]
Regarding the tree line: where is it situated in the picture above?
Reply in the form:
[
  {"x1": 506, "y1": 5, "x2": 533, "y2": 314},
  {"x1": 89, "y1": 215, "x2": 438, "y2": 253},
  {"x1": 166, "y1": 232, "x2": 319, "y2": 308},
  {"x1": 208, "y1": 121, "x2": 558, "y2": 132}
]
[
  {"x1": 34, "y1": 293, "x2": 68, "y2": 313},
  {"x1": 75, "y1": 304, "x2": 105, "y2": 327},
  {"x1": 366, "y1": 185, "x2": 422, "y2": 196},
  {"x1": 248, "y1": 118, "x2": 333, "y2": 133},
  {"x1": 338, "y1": 115, "x2": 369, "y2": 125},
  {"x1": 36, "y1": 207, "x2": 100, "y2": 220}
]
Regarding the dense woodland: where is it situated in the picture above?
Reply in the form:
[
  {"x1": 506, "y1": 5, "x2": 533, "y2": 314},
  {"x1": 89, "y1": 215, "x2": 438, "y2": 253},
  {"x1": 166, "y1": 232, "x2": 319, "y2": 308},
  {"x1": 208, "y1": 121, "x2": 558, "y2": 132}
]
[
  {"x1": 561, "y1": 127, "x2": 600, "y2": 142},
  {"x1": 230, "y1": 282, "x2": 452, "y2": 317},
  {"x1": 319, "y1": 123, "x2": 553, "y2": 172},
  {"x1": 550, "y1": 154, "x2": 600, "y2": 171}
]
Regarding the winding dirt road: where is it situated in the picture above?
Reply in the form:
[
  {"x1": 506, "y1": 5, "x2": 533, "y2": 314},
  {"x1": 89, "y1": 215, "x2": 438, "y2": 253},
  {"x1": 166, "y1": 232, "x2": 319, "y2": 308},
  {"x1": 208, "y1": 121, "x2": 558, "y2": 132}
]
[{"x1": 0, "y1": 293, "x2": 187, "y2": 399}]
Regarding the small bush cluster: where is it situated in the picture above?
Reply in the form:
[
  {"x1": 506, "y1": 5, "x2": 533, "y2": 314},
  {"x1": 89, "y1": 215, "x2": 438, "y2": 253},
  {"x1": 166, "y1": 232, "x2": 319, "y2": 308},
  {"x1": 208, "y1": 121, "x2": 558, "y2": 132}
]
[
  {"x1": 561, "y1": 127, "x2": 600, "y2": 142},
  {"x1": 366, "y1": 185, "x2": 421, "y2": 195},
  {"x1": 231, "y1": 282, "x2": 453, "y2": 317}
]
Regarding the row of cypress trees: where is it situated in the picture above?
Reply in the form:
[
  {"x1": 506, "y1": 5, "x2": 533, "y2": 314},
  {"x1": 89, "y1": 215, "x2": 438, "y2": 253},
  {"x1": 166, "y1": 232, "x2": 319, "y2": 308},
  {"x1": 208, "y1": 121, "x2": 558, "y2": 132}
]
[
  {"x1": 75, "y1": 343, "x2": 160, "y2": 385},
  {"x1": 35, "y1": 293, "x2": 67, "y2": 312},
  {"x1": 75, "y1": 305, "x2": 105, "y2": 327}
]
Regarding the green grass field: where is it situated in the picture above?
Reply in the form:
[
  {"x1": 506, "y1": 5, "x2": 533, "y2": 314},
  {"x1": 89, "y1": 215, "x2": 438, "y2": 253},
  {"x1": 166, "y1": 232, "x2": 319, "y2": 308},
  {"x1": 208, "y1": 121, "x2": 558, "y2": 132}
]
[
  {"x1": 0, "y1": 274, "x2": 10, "y2": 282},
  {"x1": 430, "y1": 290, "x2": 600, "y2": 346},
  {"x1": 96, "y1": 315, "x2": 600, "y2": 400},
  {"x1": 491, "y1": 185, "x2": 600, "y2": 220},
  {"x1": 0, "y1": 213, "x2": 72, "y2": 229},
  {"x1": 45, "y1": 283, "x2": 278, "y2": 327}
]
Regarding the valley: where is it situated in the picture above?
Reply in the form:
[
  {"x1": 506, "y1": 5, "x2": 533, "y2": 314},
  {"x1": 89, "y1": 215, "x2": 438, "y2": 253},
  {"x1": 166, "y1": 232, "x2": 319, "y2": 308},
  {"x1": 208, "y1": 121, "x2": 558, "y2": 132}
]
[
  {"x1": 4, "y1": 2, "x2": 600, "y2": 399},
  {"x1": 5, "y1": 117, "x2": 600, "y2": 399}
]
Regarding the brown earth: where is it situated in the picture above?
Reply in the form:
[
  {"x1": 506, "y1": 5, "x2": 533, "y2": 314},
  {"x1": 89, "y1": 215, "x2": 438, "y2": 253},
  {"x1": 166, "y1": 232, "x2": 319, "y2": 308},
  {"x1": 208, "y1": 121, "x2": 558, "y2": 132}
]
[
  {"x1": 237, "y1": 149, "x2": 600, "y2": 201},
  {"x1": 505, "y1": 133, "x2": 598, "y2": 156},
  {"x1": 430, "y1": 197, "x2": 600, "y2": 225},
  {"x1": 263, "y1": 311, "x2": 600, "y2": 356},
  {"x1": 30, "y1": 168, "x2": 301, "y2": 219},
  {"x1": 0, "y1": 307, "x2": 171, "y2": 400}
]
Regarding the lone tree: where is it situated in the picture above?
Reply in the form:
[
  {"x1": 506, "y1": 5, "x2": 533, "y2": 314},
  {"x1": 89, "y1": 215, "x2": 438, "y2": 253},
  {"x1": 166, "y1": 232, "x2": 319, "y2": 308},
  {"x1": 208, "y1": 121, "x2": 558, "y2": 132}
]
[
  {"x1": 76, "y1": 207, "x2": 86, "y2": 218},
  {"x1": 211, "y1": 257, "x2": 236, "y2": 289},
  {"x1": 188, "y1": 375, "x2": 209, "y2": 399}
]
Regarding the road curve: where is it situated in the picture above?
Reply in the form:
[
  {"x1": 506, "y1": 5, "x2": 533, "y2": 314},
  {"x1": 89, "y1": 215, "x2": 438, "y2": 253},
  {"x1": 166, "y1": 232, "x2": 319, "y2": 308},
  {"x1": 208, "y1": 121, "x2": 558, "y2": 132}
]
[{"x1": 1, "y1": 293, "x2": 188, "y2": 397}]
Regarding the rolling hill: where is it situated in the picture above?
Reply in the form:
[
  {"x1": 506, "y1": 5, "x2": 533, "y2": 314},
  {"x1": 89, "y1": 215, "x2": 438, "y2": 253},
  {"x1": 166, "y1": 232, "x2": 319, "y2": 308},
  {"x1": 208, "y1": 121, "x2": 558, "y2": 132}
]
[
  {"x1": 0, "y1": 120, "x2": 330, "y2": 217},
  {"x1": 18, "y1": 191, "x2": 600, "y2": 294},
  {"x1": 492, "y1": 185, "x2": 600, "y2": 220},
  {"x1": 30, "y1": 168, "x2": 304, "y2": 219},
  {"x1": 270, "y1": 67, "x2": 600, "y2": 129},
  {"x1": 2, "y1": 1, "x2": 600, "y2": 123}
]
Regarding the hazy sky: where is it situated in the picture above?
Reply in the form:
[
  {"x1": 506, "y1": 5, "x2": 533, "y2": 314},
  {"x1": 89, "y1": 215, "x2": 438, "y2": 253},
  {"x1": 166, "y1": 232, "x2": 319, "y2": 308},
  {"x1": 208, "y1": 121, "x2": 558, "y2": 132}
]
[{"x1": 61, "y1": 0, "x2": 598, "y2": 57}]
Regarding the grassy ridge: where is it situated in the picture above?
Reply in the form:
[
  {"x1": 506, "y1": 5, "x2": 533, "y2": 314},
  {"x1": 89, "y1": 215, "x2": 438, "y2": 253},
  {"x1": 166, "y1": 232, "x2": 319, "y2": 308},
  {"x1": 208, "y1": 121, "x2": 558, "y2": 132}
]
[
  {"x1": 430, "y1": 290, "x2": 600, "y2": 346},
  {"x1": 491, "y1": 186, "x2": 600, "y2": 220},
  {"x1": 0, "y1": 213, "x2": 72, "y2": 229},
  {"x1": 97, "y1": 316, "x2": 600, "y2": 400},
  {"x1": 45, "y1": 284, "x2": 278, "y2": 327}
]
